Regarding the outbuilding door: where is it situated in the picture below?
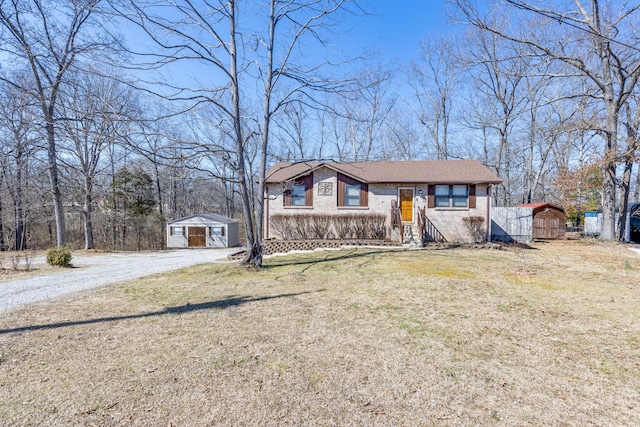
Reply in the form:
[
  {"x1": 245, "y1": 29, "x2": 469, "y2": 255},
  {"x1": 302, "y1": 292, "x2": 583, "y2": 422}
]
[
  {"x1": 533, "y1": 212, "x2": 560, "y2": 239},
  {"x1": 188, "y1": 226, "x2": 207, "y2": 247}
]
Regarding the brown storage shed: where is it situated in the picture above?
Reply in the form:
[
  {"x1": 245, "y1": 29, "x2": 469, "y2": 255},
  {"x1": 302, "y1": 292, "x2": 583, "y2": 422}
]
[{"x1": 518, "y1": 203, "x2": 567, "y2": 239}]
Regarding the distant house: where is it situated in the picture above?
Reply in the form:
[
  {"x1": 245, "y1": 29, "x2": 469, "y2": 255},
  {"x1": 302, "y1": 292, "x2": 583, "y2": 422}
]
[
  {"x1": 167, "y1": 213, "x2": 239, "y2": 248},
  {"x1": 264, "y1": 160, "x2": 502, "y2": 244}
]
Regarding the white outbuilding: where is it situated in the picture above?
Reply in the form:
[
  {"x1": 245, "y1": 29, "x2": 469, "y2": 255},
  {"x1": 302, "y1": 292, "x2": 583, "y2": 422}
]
[{"x1": 167, "y1": 213, "x2": 240, "y2": 248}]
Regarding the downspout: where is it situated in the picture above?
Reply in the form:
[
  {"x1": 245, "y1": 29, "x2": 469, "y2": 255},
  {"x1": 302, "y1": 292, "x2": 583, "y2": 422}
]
[{"x1": 486, "y1": 184, "x2": 491, "y2": 242}]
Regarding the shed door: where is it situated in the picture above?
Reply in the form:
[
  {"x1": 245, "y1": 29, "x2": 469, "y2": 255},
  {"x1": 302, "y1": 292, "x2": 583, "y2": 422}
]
[
  {"x1": 188, "y1": 226, "x2": 207, "y2": 247},
  {"x1": 399, "y1": 189, "x2": 414, "y2": 223},
  {"x1": 533, "y1": 213, "x2": 560, "y2": 239}
]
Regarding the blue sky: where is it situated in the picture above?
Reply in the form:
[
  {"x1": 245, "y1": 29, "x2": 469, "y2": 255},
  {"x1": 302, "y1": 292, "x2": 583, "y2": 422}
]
[
  {"x1": 346, "y1": 1, "x2": 452, "y2": 62},
  {"x1": 119, "y1": 1, "x2": 456, "y2": 102}
]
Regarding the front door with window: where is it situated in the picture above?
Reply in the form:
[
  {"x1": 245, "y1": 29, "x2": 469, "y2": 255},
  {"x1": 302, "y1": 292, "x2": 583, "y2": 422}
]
[
  {"x1": 399, "y1": 188, "x2": 414, "y2": 223},
  {"x1": 188, "y1": 226, "x2": 207, "y2": 247}
]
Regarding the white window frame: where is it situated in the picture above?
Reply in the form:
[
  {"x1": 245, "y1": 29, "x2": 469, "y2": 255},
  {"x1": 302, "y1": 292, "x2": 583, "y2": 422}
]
[
  {"x1": 210, "y1": 226, "x2": 225, "y2": 237},
  {"x1": 290, "y1": 183, "x2": 307, "y2": 206},
  {"x1": 345, "y1": 184, "x2": 361, "y2": 206}
]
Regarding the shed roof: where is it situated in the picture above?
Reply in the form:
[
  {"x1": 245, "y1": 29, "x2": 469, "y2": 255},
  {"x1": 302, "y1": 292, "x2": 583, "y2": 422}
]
[
  {"x1": 265, "y1": 160, "x2": 502, "y2": 185},
  {"x1": 517, "y1": 202, "x2": 566, "y2": 214},
  {"x1": 167, "y1": 213, "x2": 238, "y2": 225}
]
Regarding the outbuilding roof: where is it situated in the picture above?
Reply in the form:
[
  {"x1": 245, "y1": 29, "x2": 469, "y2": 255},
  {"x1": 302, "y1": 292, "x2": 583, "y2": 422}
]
[
  {"x1": 265, "y1": 160, "x2": 502, "y2": 185},
  {"x1": 517, "y1": 202, "x2": 566, "y2": 213},
  {"x1": 167, "y1": 213, "x2": 238, "y2": 225}
]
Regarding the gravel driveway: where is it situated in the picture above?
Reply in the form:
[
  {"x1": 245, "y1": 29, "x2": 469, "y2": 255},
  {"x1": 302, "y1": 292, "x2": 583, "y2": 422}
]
[{"x1": 0, "y1": 249, "x2": 238, "y2": 312}]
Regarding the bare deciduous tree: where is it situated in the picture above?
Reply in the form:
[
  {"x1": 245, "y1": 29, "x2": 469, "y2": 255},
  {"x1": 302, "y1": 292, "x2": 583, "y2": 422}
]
[
  {"x1": 453, "y1": 0, "x2": 640, "y2": 240},
  {"x1": 0, "y1": 0, "x2": 117, "y2": 247},
  {"x1": 59, "y1": 71, "x2": 138, "y2": 249},
  {"x1": 411, "y1": 36, "x2": 461, "y2": 160},
  {"x1": 116, "y1": 0, "x2": 360, "y2": 266}
]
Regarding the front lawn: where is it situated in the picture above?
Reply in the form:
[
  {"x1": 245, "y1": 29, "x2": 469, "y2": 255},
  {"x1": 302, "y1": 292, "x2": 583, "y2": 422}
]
[{"x1": 1, "y1": 241, "x2": 639, "y2": 425}]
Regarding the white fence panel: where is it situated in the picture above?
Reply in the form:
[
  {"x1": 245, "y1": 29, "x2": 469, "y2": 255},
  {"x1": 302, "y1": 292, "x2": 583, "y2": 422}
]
[{"x1": 491, "y1": 207, "x2": 532, "y2": 243}]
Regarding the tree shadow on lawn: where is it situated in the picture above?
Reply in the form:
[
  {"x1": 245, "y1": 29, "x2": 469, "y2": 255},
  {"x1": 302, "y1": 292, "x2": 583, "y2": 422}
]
[
  {"x1": 0, "y1": 290, "x2": 323, "y2": 335},
  {"x1": 264, "y1": 247, "x2": 406, "y2": 273},
  {"x1": 264, "y1": 245, "x2": 488, "y2": 275}
]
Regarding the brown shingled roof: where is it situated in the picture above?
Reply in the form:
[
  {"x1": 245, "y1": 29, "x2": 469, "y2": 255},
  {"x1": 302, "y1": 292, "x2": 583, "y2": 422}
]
[{"x1": 265, "y1": 160, "x2": 502, "y2": 184}]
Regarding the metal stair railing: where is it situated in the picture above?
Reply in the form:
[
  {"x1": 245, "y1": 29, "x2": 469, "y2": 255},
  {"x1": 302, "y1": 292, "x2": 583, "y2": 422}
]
[{"x1": 418, "y1": 207, "x2": 446, "y2": 244}]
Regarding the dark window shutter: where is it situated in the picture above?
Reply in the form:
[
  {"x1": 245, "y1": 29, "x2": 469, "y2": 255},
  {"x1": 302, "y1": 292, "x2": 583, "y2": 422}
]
[
  {"x1": 469, "y1": 184, "x2": 476, "y2": 209},
  {"x1": 304, "y1": 174, "x2": 313, "y2": 206},
  {"x1": 283, "y1": 187, "x2": 292, "y2": 206},
  {"x1": 427, "y1": 185, "x2": 435, "y2": 208},
  {"x1": 337, "y1": 173, "x2": 345, "y2": 206},
  {"x1": 361, "y1": 183, "x2": 368, "y2": 207}
]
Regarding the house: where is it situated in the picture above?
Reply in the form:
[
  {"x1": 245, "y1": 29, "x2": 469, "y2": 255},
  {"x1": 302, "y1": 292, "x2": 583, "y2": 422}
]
[
  {"x1": 167, "y1": 213, "x2": 240, "y2": 248},
  {"x1": 491, "y1": 202, "x2": 567, "y2": 243},
  {"x1": 264, "y1": 160, "x2": 502, "y2": 243}
]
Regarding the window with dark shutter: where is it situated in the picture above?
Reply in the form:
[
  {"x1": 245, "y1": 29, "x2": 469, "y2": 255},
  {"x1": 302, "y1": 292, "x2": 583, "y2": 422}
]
[
  {"x1": 337, "y1": 173, "x2": 368, "y2": 207},
  {"x1": 283, "y1": 173, "x2": 313, "y2": 207}
]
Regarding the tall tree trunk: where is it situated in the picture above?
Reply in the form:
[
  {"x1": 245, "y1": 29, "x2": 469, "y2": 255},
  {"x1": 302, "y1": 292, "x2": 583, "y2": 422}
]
[
  {"x1": 617, "y1": 105, "x2": 640, "y2": 240},
  {"x1": 152, "y1": 156, "x2": 165, "y2": 247},
  {"x1": 227, "y1": 0, "x2": 256, "y2": 265},
  {"x1": 14, "y1": 154, "x2": 26, "y2": 251},
  {"x1": 45, "y1": 116, "x2": 66, "y2": 247},
  {"x1": 616, "y1": 161, "x2": 633, "y2": 241},
  {"x1": 83, "y1": 175, "x2": 95, "y2": 249},
  {"x1": 598, "y1": 48, "x2": 620, "y2": 242},
  {"x1": 245, "y1": 0, "x2": 277, "y2": 267},
  {"x1": 0, "y1": 173, "x2": 5, "y2": 251},
  {"x1": 634, "y1": 161, "x2": 640, "y2": 202}
]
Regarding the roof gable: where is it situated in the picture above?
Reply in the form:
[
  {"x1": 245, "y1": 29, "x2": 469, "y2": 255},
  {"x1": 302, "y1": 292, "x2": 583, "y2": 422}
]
[
  {"x1": 168, "y1": 213, "x2": 238, "y2": 225},
  {"x1": 517, "y1": 203, "x2": 566, "y2": 214},
  {"x1": 266, "y1": 160, "x2": 502, "y2": 185}
]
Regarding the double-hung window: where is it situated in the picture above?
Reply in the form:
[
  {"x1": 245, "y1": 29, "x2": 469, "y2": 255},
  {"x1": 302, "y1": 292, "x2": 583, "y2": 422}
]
[
  {"x1": 337, "y1": 173, "x2": 368, "y2": 207},
  {"x1": 434, "y1": 185, "x2": 469, "y2": 208},
  {"x1": 284, "y1": 174, "x2": 313, "y2": 207},
  {"x1": 345, "y1": 184, "x2": 361, "y2": 206},
  {"x1": 435, "y1": 185, "x2": 451, "y2": 207},
  {"x1": 170, "y1": 226, "x2": 183, "y2": 236},
  {"x1": 451, "y1": 185, "x2": 469, "y2": 207},
  {"x1": 290, "y1": 184, "x2": 307, "y2": 206}
]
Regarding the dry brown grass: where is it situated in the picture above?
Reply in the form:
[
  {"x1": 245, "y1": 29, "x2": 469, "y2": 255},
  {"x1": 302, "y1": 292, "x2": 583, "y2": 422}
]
[{"x1": 0, "y1": 240, "x2": 639, "y2": 426}]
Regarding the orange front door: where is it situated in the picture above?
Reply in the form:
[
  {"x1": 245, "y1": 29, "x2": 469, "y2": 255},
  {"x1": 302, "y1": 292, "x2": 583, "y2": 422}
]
[{"x1": 399, "y1": 189, "x2": 414, "y2": 222}]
